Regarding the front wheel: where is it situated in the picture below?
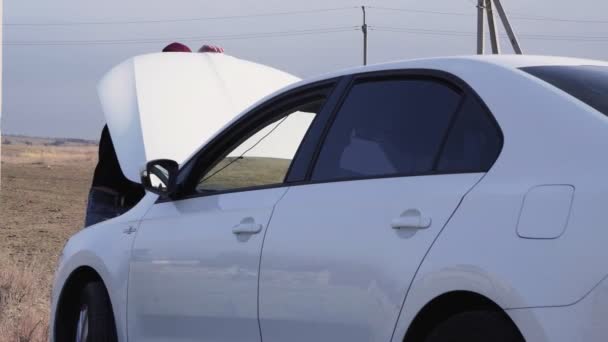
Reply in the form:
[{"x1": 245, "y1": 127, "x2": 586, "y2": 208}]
[
  {"x1": 425, "y1": 311, "x2": 524, "y2": 342},
  {"x1": 74, "y1": 281, "x2": 117, "y2": 342}
]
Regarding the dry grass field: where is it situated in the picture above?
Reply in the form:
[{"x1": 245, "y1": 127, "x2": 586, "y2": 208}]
[{"x1": 0, "y1": 137, "x2": 97, "y2": 341}]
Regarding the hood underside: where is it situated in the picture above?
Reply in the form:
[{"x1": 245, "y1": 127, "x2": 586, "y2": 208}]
[{"x1": 97, "y1": 52, "x2": 299, "y2": 183}]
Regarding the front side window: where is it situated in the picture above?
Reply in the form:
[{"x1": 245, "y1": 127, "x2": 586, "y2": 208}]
[
  {"x1": 196, "y1": 100, "x2": 323, "y2": 192},
  {"x1": 521, "y1": 65, "x2": 608, "y2": 116},
  {"x1": 312, "y1": 78, "x2": 462, "y2": 181}
]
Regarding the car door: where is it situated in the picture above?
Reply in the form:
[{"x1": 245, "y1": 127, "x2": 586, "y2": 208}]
[
  {"x1": 259, "y1": 73, "x2": 503, "y2": 341},
  {"x1": 127, "y1": 83, "x2": 338, "y2": 342}
]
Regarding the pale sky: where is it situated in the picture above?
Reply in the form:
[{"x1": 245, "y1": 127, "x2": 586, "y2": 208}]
[{"x1": 3, "y1": 0, "x2": 608, "y2": 139}]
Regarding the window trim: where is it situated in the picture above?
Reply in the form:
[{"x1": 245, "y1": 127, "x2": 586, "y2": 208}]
[
  {"x1": 161, "y1": 68, "x2": 503, "y2": 203},
  {"x1": 433, "y1": 95, "x2": 503, "y2": 174},
  {"x1": 285, "y1": 76, "x2": 353, "y2": 183},
  {"x1": 431, "y1": 95, "x2": 468, "y2": 170},
  {"x1": 304, "y1": 69, "x2": 504, "y2": 185},
  {"x1": 163, "y1": 78, "x2": 341, "y2": 202}
]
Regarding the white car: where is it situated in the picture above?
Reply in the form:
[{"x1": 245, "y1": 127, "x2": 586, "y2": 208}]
[{"x1": 51, "y1": 52, "x2": 608, "y2": 342}]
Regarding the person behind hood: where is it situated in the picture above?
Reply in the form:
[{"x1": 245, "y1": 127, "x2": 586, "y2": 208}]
[
  {"x1": 163, "y1": 42, "x2": 192, "y2": 53},
  {"x1": 84, "y1": 42, "x2": 193, "y2": 227},
  {"x1": 85, "y1": 126, "x2": 146, "y2": 227},
  {"x1": 198, "y1": 44, "x2": 224, "y2": 53}
]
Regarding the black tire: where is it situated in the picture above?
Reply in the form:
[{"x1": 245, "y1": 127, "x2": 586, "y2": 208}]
[
  {"x1": 425, "y1": 311, "x2": 524, "y2": 342},
  {"x1": 76, "y1": 281, "x2": 118, "y2": 342}
]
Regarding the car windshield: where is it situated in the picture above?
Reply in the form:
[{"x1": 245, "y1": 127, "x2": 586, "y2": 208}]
[{"x1": 521, "y1": 65, "x2": 608, "y2": 116}]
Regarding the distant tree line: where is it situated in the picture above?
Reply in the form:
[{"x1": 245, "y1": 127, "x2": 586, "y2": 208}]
[{"x1": 2, "y1": 136, "x2": 97, "y2": 146}]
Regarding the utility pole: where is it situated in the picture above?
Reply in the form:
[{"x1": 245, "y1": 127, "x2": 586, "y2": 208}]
[
  {"x1": 493, "y1": 0, "x2": 523, "y2": 54},
  {"x1": 476, "y1": 0, "x2": 523, "y2": 55},
  {"x1": 477, "y1": 0, "x2": 485, "y2": 54},
  {"x1": 361, "y1": 5, "x2": 368, "y2": 65},
  {"x1": 485, "y1": 0, "x2": 501, "y2": 54}
]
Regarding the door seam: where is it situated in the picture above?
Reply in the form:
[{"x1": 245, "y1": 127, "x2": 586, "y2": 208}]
[
  {"x1": 125, "y1": 196, "x2": 159, "y2": 342},
  {"x1": 256, "y1": 186, "x2": 292, "y2": 342},
  {"x1": 389, "y1": 172, "x2": 489, "y2": 342}
]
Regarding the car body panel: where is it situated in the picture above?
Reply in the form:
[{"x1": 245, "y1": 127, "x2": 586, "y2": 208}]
[
  {"x1": 507, "y1": 274, "x2": 608, "y2": 342},
  {"x1": 414, "y1": 55, "x2": 608, "y2": 307},
  {"x1": 127, "y1": 187, "x2": 288, "y2": 342},
  {"x1": 98, "y1": 53, "x2": 299, "y2": 183},
  {"x1": 50, "y1": 193, "x2": 158, "y2": 342},
  {"x1": 259, "y1": 173, "x2": 483, "y2": 342},
  {"x1": 391, "y1": 56, "x2": 608, "y2": 341},
  {"x1": 52, "y1": 54, "x2": 608, "y2": 342}
]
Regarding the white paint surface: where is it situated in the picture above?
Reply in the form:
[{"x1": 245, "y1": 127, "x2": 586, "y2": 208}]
[
  {"x1": 52, "y1": 55, "x2": 608, "y2": 342},
  {"x1": 516, "y1": 185, "x2": 574, "y2": 239},
  {"x1": 98, "y1": 52, "x2": 299, "y2": 182}
]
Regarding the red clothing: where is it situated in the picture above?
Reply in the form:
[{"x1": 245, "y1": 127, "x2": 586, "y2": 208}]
[{"x1": 162, "y1": 42, "x2": 192, "y2": 52}]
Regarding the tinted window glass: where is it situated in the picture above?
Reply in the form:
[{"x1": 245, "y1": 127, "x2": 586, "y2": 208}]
[
  {"x1": 437, "y1": 97, "x2": 502, "y2": 172},
  {"x1": 312, "y1": 78, "x2": 462, "y2": 181},
  {"x1": 522, "y1": 65, "x2": 608, "y2": 116},
  {"x1": 196, "y1": 100, "x2": 322, "y2": 192}
]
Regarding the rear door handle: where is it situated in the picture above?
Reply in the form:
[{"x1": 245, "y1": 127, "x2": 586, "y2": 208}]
[
  {"x1": 232, "y1": 217, "x2": 263, "y2": 235},
  {"x1": 391, "y1": 209, "x2": 432, "y2": 229}
]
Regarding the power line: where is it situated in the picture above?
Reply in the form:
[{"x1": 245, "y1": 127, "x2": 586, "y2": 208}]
[
  {"x1": 6, "y1": 5, "x2": 607, "y2": 28},
  {"x1": 7, "y1": 23, "x2": 608, "y2": 47},
  {"x1": 5, "y1": 7, "x2": 358, "y2": 27},
  {"x1": 8, "y1": 25, "x2": 608, "y2": 46},
  {"x1": 6, "y1": 5, "x2": 608, "y2": 28},
  {"x1": 370, "y1": 5, "x2": 608, "y2": 25},
  {"x1": 6, "y1": 5, "x2": 608, "y2": 48},
  {"x1": 509, "y1": 13, "x2": 608, "y2": 24},
  {"x1": 371, "y1": 26, "x2": 608, "y2": 42},
  {"x1": 370, "y1": 26, "x2": 476, "y2": 38},
  {"x1": 373, "y1": 26, "x2": 472, "y2": 35},
  {"x1": 368, "y1": 6, "x2": 472, "y2": 17},
  {"x1": 4, "y1": 27, "x2": 359, "y2": 46}
]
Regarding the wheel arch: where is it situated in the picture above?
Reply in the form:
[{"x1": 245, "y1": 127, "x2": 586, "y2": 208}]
[
  {"x1": 54, "y1": 266, "x2": 115, "y2": 341},
  {"x1": 403, "y1": 290, "x2": 521, "y2": 342}
]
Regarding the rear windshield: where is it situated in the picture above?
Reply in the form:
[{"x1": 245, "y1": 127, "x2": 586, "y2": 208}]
[{"x1": 521, "y1": 65, "x2": 608, "y2": 116}]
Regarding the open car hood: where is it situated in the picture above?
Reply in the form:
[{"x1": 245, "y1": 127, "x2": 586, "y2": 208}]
[{"x1": 98, "y1": 53, "x2": 299, "y2": 183}]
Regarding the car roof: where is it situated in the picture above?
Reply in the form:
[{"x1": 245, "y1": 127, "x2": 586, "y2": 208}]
[
  {"x1": 440, "y1": 54, "x2": 608, "y2": 68},
  {"x1": 295, "y1": 55, "x2": 608, "y2": 86},
  {"x1": 177, "y1": 54, "x2": 608, "y2": 170}
]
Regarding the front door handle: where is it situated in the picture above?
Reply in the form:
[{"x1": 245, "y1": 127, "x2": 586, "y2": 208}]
[
  {"x1": 232, "y1": 217, "x2": 263, "y2": 235},
  {"x1": 391, "y1": 209, "x2": 432, "y2": 229}
]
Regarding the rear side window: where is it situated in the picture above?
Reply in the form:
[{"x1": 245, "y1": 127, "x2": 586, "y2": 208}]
[
  {"x1": 312, "y1": 78, "x2": 462, "y2": 181},
  {"x1": 521, "y1": 65, "x2": 608, "y2": 116},
  {"x1": 436, "y1": 97, "x2": 502, "y2": 173}
]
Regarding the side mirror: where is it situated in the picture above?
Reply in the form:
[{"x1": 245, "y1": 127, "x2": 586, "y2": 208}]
[{"x1": 141, "y1": 159, "x2": 179, "y2": 197}]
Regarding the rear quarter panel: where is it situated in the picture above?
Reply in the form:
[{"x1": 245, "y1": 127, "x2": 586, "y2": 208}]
[{"x1": 389, "y1": 60, "x2": 608, "y2": 341}]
